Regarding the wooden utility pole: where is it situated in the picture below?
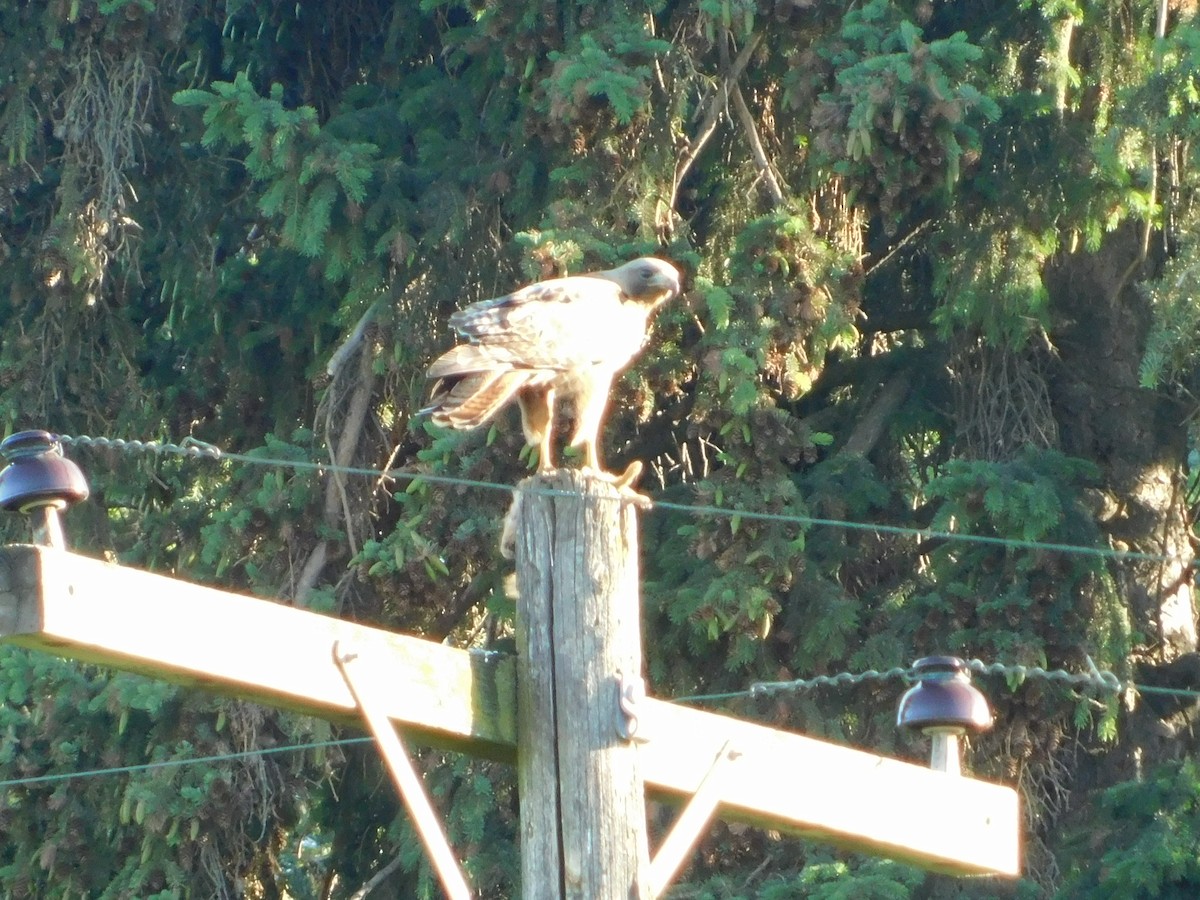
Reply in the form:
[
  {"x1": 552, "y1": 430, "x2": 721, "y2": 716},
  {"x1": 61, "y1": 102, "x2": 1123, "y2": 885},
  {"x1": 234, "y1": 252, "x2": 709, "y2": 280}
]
[
  {"x1": 514, "y1": 471, "x2": 649, "y2": 899},
  {"x1": 0, "y1": 505, "x2": 1022, "y2": 893}
]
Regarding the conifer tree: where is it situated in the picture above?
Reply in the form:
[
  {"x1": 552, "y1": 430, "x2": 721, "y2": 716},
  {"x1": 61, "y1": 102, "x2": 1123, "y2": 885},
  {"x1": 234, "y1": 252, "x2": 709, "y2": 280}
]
[{"x1": 1, "y1": 1, "x2": 1199, "y2": 895}]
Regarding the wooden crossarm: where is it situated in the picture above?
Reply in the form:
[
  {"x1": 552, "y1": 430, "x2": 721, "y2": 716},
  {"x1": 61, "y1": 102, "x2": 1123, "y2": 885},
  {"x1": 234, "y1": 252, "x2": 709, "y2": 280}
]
[{"x1": 0, "y1": 544, "x2": 1019, "y2": 878}]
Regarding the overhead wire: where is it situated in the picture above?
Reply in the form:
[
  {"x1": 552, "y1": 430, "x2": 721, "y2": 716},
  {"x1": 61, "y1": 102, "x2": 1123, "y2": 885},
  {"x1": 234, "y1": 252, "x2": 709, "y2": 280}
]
[
  {"x1": 0, "y1": 431, "x2": 1181, "y2": 790},
  {"x1": 0, "y1": 736, "x2": 374, "y2": 791},
  {"x1": 3, "y1": 660, "x2": 1198, "y2": 791},
  {"x1": 53, "y1": 432, "x2": 1193, "y2": 566},
  {"x1": 673, "y1": 658, "x2": 1200, "y2": 707},
  {"x1": 672, "y1": 657, "x2": 1128, "y2": 705}
]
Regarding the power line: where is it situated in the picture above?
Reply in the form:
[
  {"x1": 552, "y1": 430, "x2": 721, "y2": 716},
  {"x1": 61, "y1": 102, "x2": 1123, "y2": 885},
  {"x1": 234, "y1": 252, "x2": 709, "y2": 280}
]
[
  {"x1": 57, "y1": 434, "x2": 224, "y2": 461},
  {"x1": 0, "y1": 736, "x2": 373, "y2": 791},
  {"x1": 3, "y1": 658, "x2": 1197, "y2": 791},
  {"x1": 653, "y1": 499, "x2": 1174, "y2": 563},
  {"x1": 53, "y1": 432, "x2": 1191, "y2": 566},
  {"x1": 670, "y1": 657, "x2": 1198, "y2": 706}
]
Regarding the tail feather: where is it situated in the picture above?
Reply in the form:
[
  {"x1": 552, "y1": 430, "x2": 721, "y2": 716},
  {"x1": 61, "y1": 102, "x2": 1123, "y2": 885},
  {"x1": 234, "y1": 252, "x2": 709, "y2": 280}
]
[{"x1": 427, "y1": 369, "x2": 537, "y2": 430}]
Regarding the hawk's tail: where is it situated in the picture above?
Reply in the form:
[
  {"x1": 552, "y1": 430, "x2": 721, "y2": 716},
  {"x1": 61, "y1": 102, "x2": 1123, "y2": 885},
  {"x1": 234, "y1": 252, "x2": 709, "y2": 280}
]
[{"x1": 423, "y1": 368, "x2": 537, "y2": 430}]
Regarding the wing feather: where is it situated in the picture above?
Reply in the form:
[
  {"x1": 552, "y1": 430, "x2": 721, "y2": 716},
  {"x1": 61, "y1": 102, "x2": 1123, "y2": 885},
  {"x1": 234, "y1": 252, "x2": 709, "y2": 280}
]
[
  {"x1": 448, "y1": 276, "x2": 625, "y2": 369},
  {"x1": 426, "y1": 343, "x2": 526, "y2": 380}
]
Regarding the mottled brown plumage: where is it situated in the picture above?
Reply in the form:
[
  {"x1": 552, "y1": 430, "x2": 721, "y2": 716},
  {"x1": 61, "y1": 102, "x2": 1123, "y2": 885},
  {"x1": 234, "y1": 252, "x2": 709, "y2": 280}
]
[{"x1": 424, "y1": 257, "x2": 680, "y2": 481}]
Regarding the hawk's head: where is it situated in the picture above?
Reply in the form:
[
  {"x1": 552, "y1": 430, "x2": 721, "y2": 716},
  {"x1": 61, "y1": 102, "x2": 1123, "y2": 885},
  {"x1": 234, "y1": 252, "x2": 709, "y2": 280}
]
[{"x1": 603, "y1": 257, "x2": 681, "y2": 310}]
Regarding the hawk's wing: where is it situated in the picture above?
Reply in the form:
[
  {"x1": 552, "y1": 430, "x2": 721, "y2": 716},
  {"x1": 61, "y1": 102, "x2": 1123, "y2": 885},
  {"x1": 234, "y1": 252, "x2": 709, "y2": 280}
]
[{"x1": 447, "y1": 274, "x2": 630, "y2": 371}]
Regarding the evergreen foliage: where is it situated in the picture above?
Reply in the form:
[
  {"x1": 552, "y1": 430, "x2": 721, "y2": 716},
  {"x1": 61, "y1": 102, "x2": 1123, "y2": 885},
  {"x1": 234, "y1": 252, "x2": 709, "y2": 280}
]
[
  {"x1": 0, "y1": 0, "x2": 1198, "y2": 896},
  {"x1": 1059, "y1": 759, "x2": 1200, "y2": 897}
]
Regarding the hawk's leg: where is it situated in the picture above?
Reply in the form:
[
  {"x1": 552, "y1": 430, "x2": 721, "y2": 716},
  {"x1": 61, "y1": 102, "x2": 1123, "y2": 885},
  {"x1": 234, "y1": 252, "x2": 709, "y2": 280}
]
[
  {"x1": 518, "y1": 386, "x2": 557, "y2": 472},
  {"x1": 568, "y1": 372, "x2": 612, "y2": 475},
  {"x1": 567, "y1": 376, "x2": 649, "y2": 505}
]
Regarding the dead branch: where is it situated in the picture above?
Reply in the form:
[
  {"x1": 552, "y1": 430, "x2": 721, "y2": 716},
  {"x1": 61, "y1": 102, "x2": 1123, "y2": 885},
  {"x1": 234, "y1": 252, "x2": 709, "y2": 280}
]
[
  {"x1": 730, "y1": 82, "x2": 786, "y2": 208},
  {"x1": 295, "y1": 331, "x2": 378, "y2": 604},
  {"x1": 669, "y1": 32, "x2": 762, "y2": 213}
]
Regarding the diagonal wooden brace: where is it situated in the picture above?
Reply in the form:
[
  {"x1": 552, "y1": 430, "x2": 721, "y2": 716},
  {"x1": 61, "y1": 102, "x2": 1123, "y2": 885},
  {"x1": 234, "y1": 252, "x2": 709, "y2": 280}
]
[
  {"x1": 333, "y1": 640, "x2": 472, "y2": 900},
  {"x1": 648, "y1": 739, "x2": 736, "y2": 896}
]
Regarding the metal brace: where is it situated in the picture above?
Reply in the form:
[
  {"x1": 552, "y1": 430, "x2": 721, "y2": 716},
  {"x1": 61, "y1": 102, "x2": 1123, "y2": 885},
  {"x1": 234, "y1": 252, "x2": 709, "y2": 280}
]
[
  {"x1": 615, "y1": 671, "x2": 646, "y2": 741},
  {"x1": 648, "y1": 739, "x2": 738, "y2": 896},
  {"x1": 333, "y1": 640, "x2": 472, "y2": 900}
]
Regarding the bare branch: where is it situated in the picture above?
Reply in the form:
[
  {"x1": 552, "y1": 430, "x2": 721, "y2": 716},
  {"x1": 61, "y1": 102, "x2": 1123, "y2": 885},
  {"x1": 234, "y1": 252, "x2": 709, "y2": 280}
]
[
  {"x1": 327, "y1": 299, "x2": 383, "y2": 379},
  {"x1": 669, "y1": 33, "x2": 762, "y2": 213},
  {"x1": 863, "y1": 220, "x2": 932, "y2": 278},
  {"x1": 729, "y1": 82, "x2": 786, "y2": 208},
  {"x1": 347, "y1": 853, "x2": 405, "y2": 900},
  {"x1": 296, "y1": 332, "x2": 378, "y2": 604}
]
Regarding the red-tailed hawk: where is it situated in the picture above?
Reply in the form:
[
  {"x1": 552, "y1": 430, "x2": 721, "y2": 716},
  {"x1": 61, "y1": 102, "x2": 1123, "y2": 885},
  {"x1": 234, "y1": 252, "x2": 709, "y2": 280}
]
[{"x1": 425, "y1": 257, "x2": 680, "y2": 485}]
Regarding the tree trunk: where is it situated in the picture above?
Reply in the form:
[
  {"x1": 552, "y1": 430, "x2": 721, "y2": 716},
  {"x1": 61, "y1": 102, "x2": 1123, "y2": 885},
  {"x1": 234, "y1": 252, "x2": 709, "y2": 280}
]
[
  {"x1": 1044, "y1": 222, "x2": 1196, "y2": 662},
  {"x1": 1044, "y1": 222, "x2": 1198, "y2": 805}
]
